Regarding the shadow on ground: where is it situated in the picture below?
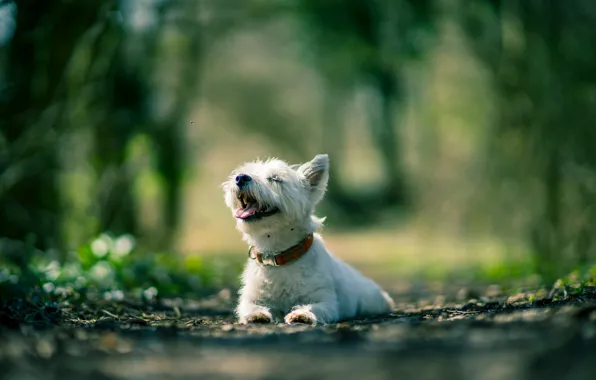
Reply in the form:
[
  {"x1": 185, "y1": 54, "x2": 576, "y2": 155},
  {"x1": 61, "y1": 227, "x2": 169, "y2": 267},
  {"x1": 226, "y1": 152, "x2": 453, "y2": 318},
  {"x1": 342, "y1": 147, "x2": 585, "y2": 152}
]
[{"x1": 1, "y1": 287, "x2": 596, "y2": 380}]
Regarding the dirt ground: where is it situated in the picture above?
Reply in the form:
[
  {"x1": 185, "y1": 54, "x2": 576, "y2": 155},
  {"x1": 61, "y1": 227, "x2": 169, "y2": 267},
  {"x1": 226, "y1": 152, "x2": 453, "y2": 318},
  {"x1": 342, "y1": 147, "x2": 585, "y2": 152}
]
[{"x1": 1, "y1": 286, "x2": 596, "y2": 380}]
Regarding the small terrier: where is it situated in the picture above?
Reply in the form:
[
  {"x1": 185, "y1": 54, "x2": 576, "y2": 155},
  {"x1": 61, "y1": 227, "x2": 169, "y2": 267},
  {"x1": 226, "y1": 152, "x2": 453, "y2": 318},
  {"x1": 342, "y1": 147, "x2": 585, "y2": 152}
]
[{"x1": 223, "y1": 154, "x2": 394, "y2": 325}]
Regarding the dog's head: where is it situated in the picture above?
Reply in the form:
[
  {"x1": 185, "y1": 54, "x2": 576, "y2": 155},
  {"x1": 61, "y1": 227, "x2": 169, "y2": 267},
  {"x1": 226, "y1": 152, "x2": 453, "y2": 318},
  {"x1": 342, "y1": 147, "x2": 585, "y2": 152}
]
[{"x1": 222, "y1": 154, "x2": 329, "y2": 235}]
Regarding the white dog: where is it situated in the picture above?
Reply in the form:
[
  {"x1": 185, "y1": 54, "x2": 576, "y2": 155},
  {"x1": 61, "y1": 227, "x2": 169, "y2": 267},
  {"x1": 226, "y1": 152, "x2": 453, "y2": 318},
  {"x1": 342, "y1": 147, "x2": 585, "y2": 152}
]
[{"x1": 223, "y1": 154, "x2": 394, "y2": 325}]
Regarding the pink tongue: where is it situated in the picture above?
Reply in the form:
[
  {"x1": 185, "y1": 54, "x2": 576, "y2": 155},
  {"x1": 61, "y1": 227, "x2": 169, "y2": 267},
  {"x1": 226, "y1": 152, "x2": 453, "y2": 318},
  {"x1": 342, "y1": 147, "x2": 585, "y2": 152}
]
[{"x1": 235, "y1": 206, "x2": 258, "y2": 219}]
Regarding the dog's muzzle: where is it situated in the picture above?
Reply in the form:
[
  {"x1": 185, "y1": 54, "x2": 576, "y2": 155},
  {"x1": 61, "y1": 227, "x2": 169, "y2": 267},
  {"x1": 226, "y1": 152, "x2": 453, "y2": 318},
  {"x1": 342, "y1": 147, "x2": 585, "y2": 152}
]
[{"x1": 235, "y1": 188, "x2": 279, "y2": 221}]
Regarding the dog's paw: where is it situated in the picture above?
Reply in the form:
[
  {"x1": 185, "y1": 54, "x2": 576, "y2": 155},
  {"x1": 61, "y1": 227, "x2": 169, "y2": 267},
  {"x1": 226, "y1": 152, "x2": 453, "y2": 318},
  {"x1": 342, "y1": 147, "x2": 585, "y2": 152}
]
[
  {"x1": 285, "y1": 310, "x2": 317, "y2": 325},
  {"x1": 243, "y1": 311, "x2": 273, "y2": 324}
]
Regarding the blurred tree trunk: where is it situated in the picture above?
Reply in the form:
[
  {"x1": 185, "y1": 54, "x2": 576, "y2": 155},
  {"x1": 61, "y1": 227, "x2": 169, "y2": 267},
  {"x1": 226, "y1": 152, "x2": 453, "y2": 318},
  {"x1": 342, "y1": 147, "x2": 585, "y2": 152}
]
[
  {"x1": 85, "y1": 0, "x2": 202, "y2": 246},
  {"x1": 524, "y1": 0, "x2": 565, "y2": 278},
  {"x1": 92, "y1": 60, "x2": 144, "y2": 237},
  {"x1": 367, "y1": 0, "x2": 408, "y2": 206},
  {"x1": 463, "y1": 0, "x2": 596, "y2": 279},
  {"x1": 78, "y1": 8, "x2": 146, "y2": 238},
  {"x1": 320, "y1": 88, "x2": 375, "y2": 222},
  {"x1": 369, "y1": 62, "x2": 406, "y2": 206},
  {"x1": 147, "y1": 0, "x2": 203, "y2": 246},
  {"x1": 295, "y1": 0, "x2": 432, "y2": 217},
  {"x1": 0, "y1": 0, "x2": 107, "y2": 250}
]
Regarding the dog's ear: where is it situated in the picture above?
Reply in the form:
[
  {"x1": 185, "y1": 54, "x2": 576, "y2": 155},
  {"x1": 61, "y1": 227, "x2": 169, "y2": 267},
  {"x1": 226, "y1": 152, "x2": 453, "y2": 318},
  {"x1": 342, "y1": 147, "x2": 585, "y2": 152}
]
[{"x1": 298, "y1": 154, "x2": 329, "y2": 203}]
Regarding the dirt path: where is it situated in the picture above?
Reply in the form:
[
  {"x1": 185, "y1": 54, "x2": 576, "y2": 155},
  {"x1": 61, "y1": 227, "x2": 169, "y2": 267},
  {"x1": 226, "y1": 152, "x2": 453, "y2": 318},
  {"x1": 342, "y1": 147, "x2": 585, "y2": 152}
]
[{"x1": 2, "y1": 287, "x2": 596, "y2": 380}]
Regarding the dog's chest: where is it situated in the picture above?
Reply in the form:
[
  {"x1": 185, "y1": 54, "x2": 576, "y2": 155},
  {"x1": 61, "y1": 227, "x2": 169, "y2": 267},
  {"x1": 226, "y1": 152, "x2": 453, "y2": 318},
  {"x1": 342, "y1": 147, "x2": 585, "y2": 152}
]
[{"x1": 255, "y1": 260, "x2": 328, "y2": 311}]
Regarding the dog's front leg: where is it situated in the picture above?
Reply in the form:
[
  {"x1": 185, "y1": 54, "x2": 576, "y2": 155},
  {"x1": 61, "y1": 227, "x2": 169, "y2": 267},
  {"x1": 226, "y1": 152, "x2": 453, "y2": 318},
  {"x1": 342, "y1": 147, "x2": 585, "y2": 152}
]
[
  {"x1": 237, "y1": 300, "x2": 273, "y2": 324},
  {"x1": 285, "y1": 301, "x2": 339, "y2": 325}
]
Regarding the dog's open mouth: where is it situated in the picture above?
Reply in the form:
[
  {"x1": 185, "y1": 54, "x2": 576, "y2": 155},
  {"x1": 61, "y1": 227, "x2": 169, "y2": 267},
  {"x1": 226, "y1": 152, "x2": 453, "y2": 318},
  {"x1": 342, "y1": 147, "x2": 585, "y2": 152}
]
[{"x1": 235, "y1": 192, "x2": 279, "y2": 221}]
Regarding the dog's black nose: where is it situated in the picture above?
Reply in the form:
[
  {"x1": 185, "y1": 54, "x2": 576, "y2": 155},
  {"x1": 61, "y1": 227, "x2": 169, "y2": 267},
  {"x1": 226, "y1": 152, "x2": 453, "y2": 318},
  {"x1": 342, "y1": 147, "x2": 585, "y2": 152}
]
[{"x1": 235, "y1": 174, "x2": 252, "y2": 187}]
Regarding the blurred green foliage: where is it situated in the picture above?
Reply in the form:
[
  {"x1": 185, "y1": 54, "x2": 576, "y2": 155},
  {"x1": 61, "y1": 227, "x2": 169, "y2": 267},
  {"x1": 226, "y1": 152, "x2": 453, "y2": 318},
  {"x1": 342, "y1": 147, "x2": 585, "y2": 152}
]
[
  {"x1": 1, "y1": 0, "x2": 596, "y2": 292},
  {"x1": 0, "y1": 233, "x2": 241, "y2": 302}
]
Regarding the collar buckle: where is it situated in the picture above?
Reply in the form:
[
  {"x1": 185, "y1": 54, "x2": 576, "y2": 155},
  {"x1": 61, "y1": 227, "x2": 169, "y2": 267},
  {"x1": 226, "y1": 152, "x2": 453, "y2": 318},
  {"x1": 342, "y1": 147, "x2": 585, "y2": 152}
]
[
  {"x1": 260, "y1": 254, "x2": 278, "y2": 266},
  {"x1": 247, "y1": 246, "x2": 279, "y2": 266}
]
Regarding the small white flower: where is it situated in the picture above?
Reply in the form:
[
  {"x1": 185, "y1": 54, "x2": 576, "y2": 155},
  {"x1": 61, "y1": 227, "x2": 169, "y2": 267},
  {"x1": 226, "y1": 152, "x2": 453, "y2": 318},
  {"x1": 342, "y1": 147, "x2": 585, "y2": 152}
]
[
  {"x1": 61, "y1": 262, "x2": 82, "y2": 278},
  {"x1": 111, "y1": 290, "x2": 124, "y2": 301},
  {"x1": 0, "y1": 268, "x2": 9, "y2": 282},
  {"x1": 75, "y1": 276, "x2": 88, "y2": 288},
  {"x1": 44, "y1": 261, "x2": 61, "y2": 281},
  {"x1": 91, "y1": 234, "x2": 112, "y2": 258},
  {"x1": 112, "y1": 235, "x2": 136, "y2": 258},
  {"x1": 42, "y1": 282, "x2": 55, "y2": 293},
  {"x1": 143, "y1": 286, "x2": 158, "y2": 300},
  {"x1": 90, "y1": 261, "x2": 113, "y2": 281},
  {"x1": 54, "y1": 287, "x2": 68, "y2": 297},
  {"x1": 104, "y1": 289, "x2": 125, "y2": 301}
]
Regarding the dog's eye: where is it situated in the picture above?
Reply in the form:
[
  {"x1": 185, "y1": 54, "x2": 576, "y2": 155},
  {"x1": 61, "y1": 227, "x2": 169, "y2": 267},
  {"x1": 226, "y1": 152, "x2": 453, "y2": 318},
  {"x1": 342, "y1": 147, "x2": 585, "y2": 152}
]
[{"x1": 267, "y1": 175, "x2": 282, "y2": 183}]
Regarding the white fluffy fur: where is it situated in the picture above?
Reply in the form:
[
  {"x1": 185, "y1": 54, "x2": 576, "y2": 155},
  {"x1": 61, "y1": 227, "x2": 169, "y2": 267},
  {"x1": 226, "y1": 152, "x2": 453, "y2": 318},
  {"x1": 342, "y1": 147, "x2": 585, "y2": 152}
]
[{"x1": 222, "y1": 154, "x2": 394, "y2": 325}]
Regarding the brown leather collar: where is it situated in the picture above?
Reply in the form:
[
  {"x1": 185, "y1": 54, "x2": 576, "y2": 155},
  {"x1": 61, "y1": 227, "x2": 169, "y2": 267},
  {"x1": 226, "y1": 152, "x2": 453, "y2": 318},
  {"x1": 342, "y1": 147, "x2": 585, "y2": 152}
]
[{"x1": 248, "y1": 233, "x2": 314, "y2": 266}]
